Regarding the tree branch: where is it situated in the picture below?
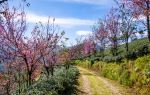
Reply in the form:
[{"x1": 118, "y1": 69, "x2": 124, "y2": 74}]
[{"x1": 0, "y1": 0, "x2": 8, "y2": 4}]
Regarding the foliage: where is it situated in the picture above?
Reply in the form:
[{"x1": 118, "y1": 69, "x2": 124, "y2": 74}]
[
  {"x1": 16, "y1": 66, "x2": 79, "y2": 95},
  {"x1": 75, "y1": 60, "x2": 91, "y2": 68},
  {"x1": 101, "y1": 63, "x2": 120, "y2": 80}
]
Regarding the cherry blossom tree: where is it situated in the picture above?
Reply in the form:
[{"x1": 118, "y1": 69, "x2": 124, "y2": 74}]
[
  {"x1": 93, "y1": 19, "x2": 108, "y2": 57},
  {"x1": 59, "y1": 42, "x2": 78, "y2": 69},
  {"x1": 31, "y1": 19, "x2": 65, "y2": 78},
  {"x1": 105, "y1": 8, "x2": 120, "y2": 56},
  {"x1": 82, "y1": 37, "x2": 96, "y2": 57},
  {"x1": 115, "y1": 0, "x2": 137, "y2": 55},
  {"x1": 123, "y1": 0, "x2": 150, "y2": 42},
  {"x1": 0, "y1": 3, "x2": 27, "y2": 94}
]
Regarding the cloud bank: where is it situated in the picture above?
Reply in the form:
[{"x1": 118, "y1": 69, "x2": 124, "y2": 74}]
[{"x1": 26, "y1": 13, "x2": 95, "y2": 28}]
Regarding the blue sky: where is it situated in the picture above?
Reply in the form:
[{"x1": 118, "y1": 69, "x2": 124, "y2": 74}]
[{"x1": 12, "y1": 0, "x2": 116, "y2": 45}]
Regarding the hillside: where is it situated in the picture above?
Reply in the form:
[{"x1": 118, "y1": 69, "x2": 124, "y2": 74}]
[{"x1": 96, "y1": 38, "x2": 150, "y2": 62}]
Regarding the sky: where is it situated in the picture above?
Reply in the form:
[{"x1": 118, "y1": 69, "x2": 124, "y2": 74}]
[{"x1": 11, "y1": 0, "x2": 116, "y2": 46}]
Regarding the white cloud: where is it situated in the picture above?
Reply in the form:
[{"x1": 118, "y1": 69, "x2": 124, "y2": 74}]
[
  {"x1": 133, "y1": 15, "x2": 146, "y2": 21},
  {"x1": 136, "y1": 30, "x2": 147, "y2": 38},
  {"x1": 76, "y1": 30, "x2": 92, "y2": 36},
  {"x1": 138, "y1": 15, "x2": 146, "y2": 21},
  {"x1": 56, "y1": 0, "x2": 113, "y2": 5},
  {"x1": 26, "y1": 13, "x2": 95, "y2": 28}
]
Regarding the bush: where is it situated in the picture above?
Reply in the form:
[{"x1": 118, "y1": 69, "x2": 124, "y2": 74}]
[
  {"x1": 101, "y1": 63, "x2": 120, "y2": 80},
  {"x1": 137, "y1": 45, "x2": 149, "y2": 57},
  {"x1": 134, "y1": 56, "x2": 150, "y2": 87},
  {"x1": 102, "y1": 55, "x2": 123, "y2": 62},
  {"x1": 75, "y1": 60, "x2": 91, "y2": 68},
  {"x1": 119, "y1": 69, "x2": 133, "y2": 86},
  {"x1": 21, "y1": 66, "x2": 80, "y2": 95},
  {"x1": 103, "y1": 56, "x2": 113, "y2": 62},
  {"x1": 92, "y1": 61, "x2": 102, "y2": 71}
]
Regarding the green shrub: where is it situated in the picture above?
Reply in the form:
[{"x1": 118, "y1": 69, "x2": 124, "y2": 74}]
[
  {"x1": 119, "y1": 69, "x2": 133, "y2": 86},
  {"x1": 101, "y1": 63, "x2": 120, "y2": 80},
  {"x1": 21, "y1": 66, "x2": 79, "y2": 95},
  {"x1": 75, "y1": 60, "x2": 91, "y2": 68},
  {"x1": 92, "y1": 61, "x2": 102, "y2": 71},
  {"x1": 103, "y1": 56, "x2": 112, "y2": 62},
  {"x1": 134, "y1": 56, "x2": 150, "y2": 86},
  {"x1": 102, "y1": 55, "x2": 123, "y2": 62}
]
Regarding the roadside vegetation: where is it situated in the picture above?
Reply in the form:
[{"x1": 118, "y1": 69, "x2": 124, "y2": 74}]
[
  {"x1": 74, "y1": 38, "x2": 150, "y2": 95},
  {"x1": 25, "y1": 66, "x2": 79, "y2": 95},
  {"x1": 75, "y1": 55, "x2": 150, "y2": 94}
]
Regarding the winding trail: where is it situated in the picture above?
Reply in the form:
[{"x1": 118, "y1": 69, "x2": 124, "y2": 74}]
[
  {"x1": 81, "y1": 74, "x2": 92, "y2": 95},
  {"x1": 78, "y1": 67, "x2": 134, "y2": 95}
]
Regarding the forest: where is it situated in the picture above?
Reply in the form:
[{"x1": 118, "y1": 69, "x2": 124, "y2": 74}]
[{"x1": 0, "y1": 0, "x2": 149, "y2": 95}]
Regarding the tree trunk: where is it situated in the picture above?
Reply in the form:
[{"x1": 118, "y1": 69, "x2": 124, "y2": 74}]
[
  {"x1": 18, "y1": 69, "x2": 21, "y2": 95},
  {"x1": 146, "y1": 1, "x2": 150, "y2": 43},
  {"x1": 28, "y1": 72, "x2": 32, "y2": 86},
  {"x1": 6, "y1": 84, "x2": 10, "y2": 95},
  {"x1": 50, "y1": 67, "x2": 54, "y2": 76},
  {"x1": 45, "y1": 66, "x2": 50, "y2": 78},
  {"x1": 24, "y1": 57, "x2": 31, "y2": 86},
  {"x1": 125, "y1": 38, "x2": 129, "y2": 54}
]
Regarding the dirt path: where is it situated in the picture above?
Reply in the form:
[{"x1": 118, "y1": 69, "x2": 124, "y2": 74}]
[
  {"x1": 81, "y1": 72, "x2": 92, "y2": 95},
  {"x1": 78, "y1": 67, "x2": 133, "y2": 95}
]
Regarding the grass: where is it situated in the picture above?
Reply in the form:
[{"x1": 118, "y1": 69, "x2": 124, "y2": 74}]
[
  {"x1": 88, "y1": 75, "x2": 111, "y2": 95},
  {"x1": 79, "y1": 67, "x2": 112, "y2": 95}
]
